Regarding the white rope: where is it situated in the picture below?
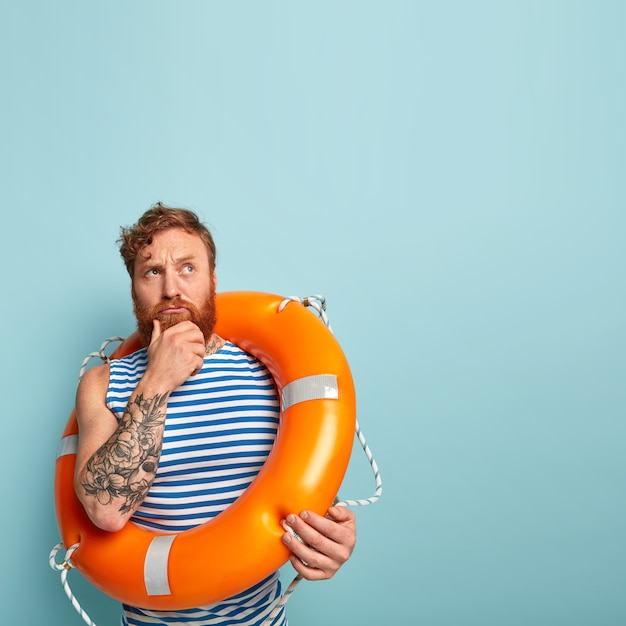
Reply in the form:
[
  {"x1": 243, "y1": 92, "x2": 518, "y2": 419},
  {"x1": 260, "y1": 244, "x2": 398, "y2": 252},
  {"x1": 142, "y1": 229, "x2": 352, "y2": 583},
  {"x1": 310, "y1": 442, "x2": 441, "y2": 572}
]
[
  {"x1": 61, "y1": 327, "x2": 304, "y2": 626},
  {"x1": 262, "y1": 415, "x2": 382, "y2": 626},
  {"x1": 78, "y1": 336, "x2": 126, "y2": 378},
  {"x1": 278, "y1": 294, "x2": 382, "y2": 506},
  {"x1": 52, "y1": 336, "x2": 125, "y2": 625},
  {"x1": 261, "y1": 573, "x2": 304, "y2": 625},
  {"x1": 265, "y1": 296, "x2": 383, "y2": 625},
  {"x1": 335, "y1": 418, "x2": 383, "y2": 507},
  {"x1": 49, "y1": 543, "x2": 98, "y2": 626},
  {"x1": 278, "y1": 294, "x2": 332, "y2": 332}
]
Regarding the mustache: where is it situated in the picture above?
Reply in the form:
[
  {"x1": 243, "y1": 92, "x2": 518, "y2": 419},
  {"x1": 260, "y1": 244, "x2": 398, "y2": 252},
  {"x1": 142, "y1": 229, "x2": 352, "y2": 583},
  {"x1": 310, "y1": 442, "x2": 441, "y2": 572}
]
[{"x1": 138, "y1": 298, "x2": 199, "y2": 319}]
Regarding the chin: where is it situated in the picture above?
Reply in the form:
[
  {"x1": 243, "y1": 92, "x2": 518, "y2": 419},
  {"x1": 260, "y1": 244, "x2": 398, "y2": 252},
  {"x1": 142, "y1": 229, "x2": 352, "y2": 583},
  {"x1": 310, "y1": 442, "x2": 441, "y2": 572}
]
[{"x1": 158, "y1": 313, "x2": 191, "y2": 330}]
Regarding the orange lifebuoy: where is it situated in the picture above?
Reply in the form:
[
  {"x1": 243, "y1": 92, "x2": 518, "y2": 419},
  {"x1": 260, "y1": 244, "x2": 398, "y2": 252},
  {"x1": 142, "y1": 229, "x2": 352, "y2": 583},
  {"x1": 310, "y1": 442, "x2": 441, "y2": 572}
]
[{"x1": 54, "y1": 291, "x2": 356, "y2": 610}]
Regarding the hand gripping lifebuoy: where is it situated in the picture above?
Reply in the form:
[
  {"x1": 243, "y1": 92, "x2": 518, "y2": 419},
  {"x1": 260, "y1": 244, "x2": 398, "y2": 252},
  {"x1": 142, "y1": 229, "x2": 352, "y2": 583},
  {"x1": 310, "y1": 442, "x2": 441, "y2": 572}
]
[{"x1": 54, "y1": 291, "x2": 356, "y2": 610}]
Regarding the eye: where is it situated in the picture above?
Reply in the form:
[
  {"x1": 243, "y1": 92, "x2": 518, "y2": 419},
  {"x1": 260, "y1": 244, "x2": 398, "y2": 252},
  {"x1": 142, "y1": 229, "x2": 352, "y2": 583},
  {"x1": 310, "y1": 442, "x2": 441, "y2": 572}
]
[
  {"x1": 146, "y1": 268, "x2": 160, "y2": 277},
  {"x1": 182, "y1": 264, "x2": 194, "y2": 274}
]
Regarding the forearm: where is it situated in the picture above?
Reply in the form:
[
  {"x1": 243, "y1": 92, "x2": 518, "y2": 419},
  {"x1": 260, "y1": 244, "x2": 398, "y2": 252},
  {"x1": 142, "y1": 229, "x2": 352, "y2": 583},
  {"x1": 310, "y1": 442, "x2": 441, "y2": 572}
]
[{"x1": 76, "y1": 389, "x2": 169, "y2": 531}]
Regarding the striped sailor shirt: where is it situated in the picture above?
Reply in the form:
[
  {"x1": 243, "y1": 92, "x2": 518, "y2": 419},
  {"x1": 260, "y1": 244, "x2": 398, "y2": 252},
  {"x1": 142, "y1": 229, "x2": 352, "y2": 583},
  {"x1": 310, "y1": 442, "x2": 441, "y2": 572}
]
[{"x1": 106, "y1": 341, "x2": 286, "y2": 626}]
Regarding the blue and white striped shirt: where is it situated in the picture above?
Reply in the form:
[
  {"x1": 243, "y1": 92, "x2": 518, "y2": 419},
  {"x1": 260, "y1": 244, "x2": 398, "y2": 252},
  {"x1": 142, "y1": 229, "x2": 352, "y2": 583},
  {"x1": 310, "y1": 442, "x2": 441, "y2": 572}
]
[{"x1": 106, "y1": 342, "x2": 286, "y2": 626}]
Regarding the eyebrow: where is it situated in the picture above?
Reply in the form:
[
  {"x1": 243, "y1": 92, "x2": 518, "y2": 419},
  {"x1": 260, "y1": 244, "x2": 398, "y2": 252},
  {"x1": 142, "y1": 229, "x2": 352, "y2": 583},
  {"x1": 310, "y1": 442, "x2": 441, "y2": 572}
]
[{"x1": 136, "y1": 253, "x2": 198, "y2": 271}]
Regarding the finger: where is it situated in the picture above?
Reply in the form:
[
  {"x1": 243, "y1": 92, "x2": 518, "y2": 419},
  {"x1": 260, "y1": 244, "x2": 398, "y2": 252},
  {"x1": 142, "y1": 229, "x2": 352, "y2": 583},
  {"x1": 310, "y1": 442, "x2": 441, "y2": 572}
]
[
  {"x1": 190, "y1": 353, "x2": 204, "y2": 377},
  {"x1": 282, "y1": 511, "x2": 354, "y2": 573},
  {"x1": 283, "y1": 511, "x2": 331, "y2": 549},
  {"x1": 150, "y1": 319, "x2": 162, "y2": 345},
  {"x1": 286, "y1": 552, "x2": 331, "y2": 580},
  {"x1": 168, "y1": 322, "x2": 205, "y2": 373},
  {"x1": 281, "y1": 528, "x2": 335, "y2": 580},
  {"x1": 326, "y1": 505, "x2": 357, "y2": 527},
  {"x1": 327, "y1": 504, "x2": 355, "y2": 521},
  {"x1": 288, "y1": 509, "x2": 355, "y2": 546},
  {"x1": 173, "y1": 321, "x2": 206, "y2": 350}
]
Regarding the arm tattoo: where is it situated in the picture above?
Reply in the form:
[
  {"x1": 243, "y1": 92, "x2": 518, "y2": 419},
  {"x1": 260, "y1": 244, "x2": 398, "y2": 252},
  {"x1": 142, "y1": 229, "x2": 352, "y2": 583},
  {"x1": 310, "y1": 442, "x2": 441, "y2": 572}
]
[{"x1": 82, "y1": 392, "x2": 168, "y2": 514}]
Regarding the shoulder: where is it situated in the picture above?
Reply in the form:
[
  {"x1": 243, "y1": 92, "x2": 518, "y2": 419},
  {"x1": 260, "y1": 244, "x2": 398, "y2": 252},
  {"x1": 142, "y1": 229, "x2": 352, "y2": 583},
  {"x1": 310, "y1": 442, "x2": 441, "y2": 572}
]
[
  {"x1": 76, "y1": 362, "x2": 110, "y2": 404},
  {"x1": 110, "y1": 347, "x2": 149, "y2": 369},
  {"x1": 219, "y1": 341, "x2": 253, "y2": 358},
  {"x1": 216, "y1": 342, "x2": 265, "y2": 366}
]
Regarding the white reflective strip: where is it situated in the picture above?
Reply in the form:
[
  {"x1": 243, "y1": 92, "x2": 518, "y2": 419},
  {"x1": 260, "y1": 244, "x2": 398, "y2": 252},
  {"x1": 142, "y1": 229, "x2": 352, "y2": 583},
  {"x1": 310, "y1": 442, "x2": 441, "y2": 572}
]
[
  {"x1": 144, "y1": 535, "x2": 175, "y2": 596},
  {"x1": 282, "y1": 374, "x2": 339, "y2": 411},
  {"x1": 57, "y1": 435, "x2": 78, "y2": 458}
]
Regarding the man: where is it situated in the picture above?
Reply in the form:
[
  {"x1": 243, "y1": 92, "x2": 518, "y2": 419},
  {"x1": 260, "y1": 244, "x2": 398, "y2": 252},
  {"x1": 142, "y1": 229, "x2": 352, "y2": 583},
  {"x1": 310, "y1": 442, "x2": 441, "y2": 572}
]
[{"x1": 74, "y1": 203, "x2": 356, "y2": 626}]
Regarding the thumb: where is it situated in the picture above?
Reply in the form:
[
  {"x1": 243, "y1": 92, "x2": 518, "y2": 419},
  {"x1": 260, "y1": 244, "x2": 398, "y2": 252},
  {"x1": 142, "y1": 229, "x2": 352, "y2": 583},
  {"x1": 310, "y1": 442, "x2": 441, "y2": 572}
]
[
  {"x1": 150, "y1": 319, "x2": 162, "y2": 345},
  {"x1": 326, "y1": 505, "x2": 355, "y2": 523}
]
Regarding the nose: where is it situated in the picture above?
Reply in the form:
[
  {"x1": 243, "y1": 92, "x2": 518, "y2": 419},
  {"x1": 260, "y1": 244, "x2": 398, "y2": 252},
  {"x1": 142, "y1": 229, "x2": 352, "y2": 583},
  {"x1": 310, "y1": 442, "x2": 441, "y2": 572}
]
[{"x1": 162, "y1": 270, "x2": 180, "y2": 299}]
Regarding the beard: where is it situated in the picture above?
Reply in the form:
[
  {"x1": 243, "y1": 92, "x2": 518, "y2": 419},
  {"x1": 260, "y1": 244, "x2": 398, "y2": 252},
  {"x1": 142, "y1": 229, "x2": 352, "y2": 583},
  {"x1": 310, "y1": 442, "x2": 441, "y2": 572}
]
[{"x1": 133, "y1": 285, "x2": 217, "y2": 347}]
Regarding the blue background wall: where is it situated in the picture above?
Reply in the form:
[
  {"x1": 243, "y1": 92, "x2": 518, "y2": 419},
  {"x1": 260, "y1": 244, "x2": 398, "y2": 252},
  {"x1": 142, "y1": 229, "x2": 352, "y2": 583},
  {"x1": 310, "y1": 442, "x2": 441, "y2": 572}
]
[{"x1": 2, "y1": 1, "x2": 624, "y2": 624}]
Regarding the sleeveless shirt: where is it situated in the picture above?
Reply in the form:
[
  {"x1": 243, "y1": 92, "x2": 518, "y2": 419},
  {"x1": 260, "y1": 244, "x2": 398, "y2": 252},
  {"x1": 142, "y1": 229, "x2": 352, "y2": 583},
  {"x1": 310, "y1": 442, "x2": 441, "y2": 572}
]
[{"x1": 106, "y1": 342, "x2": 286, "y2": 626}]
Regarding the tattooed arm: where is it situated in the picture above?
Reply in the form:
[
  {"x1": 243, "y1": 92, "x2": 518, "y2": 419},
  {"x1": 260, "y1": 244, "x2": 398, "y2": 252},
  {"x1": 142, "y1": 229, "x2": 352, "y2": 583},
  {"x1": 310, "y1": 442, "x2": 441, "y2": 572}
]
[
  {"x1": 74, "y1": 365, "x2": 171, "y2": 531},
  {"x1": 74, "y1": 319, "x2": 207, "y2": 532}
]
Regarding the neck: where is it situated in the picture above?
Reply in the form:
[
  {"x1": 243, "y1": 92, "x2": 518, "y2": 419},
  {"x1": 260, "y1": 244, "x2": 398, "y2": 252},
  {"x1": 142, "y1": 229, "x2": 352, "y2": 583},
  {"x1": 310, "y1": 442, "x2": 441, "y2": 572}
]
[{"x1": 205, "y1": 333, "x2": 226, "y2": 356}]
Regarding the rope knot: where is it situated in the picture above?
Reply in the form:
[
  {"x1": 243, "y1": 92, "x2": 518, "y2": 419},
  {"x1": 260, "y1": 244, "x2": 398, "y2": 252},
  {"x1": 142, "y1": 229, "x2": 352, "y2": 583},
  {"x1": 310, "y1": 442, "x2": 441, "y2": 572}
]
[
  {"x1": 49, "y1": 542, "x2": 79, "y2": 572},
  {"x1": 278, "y1": 295, "x2": 331, "y2": 330}
]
